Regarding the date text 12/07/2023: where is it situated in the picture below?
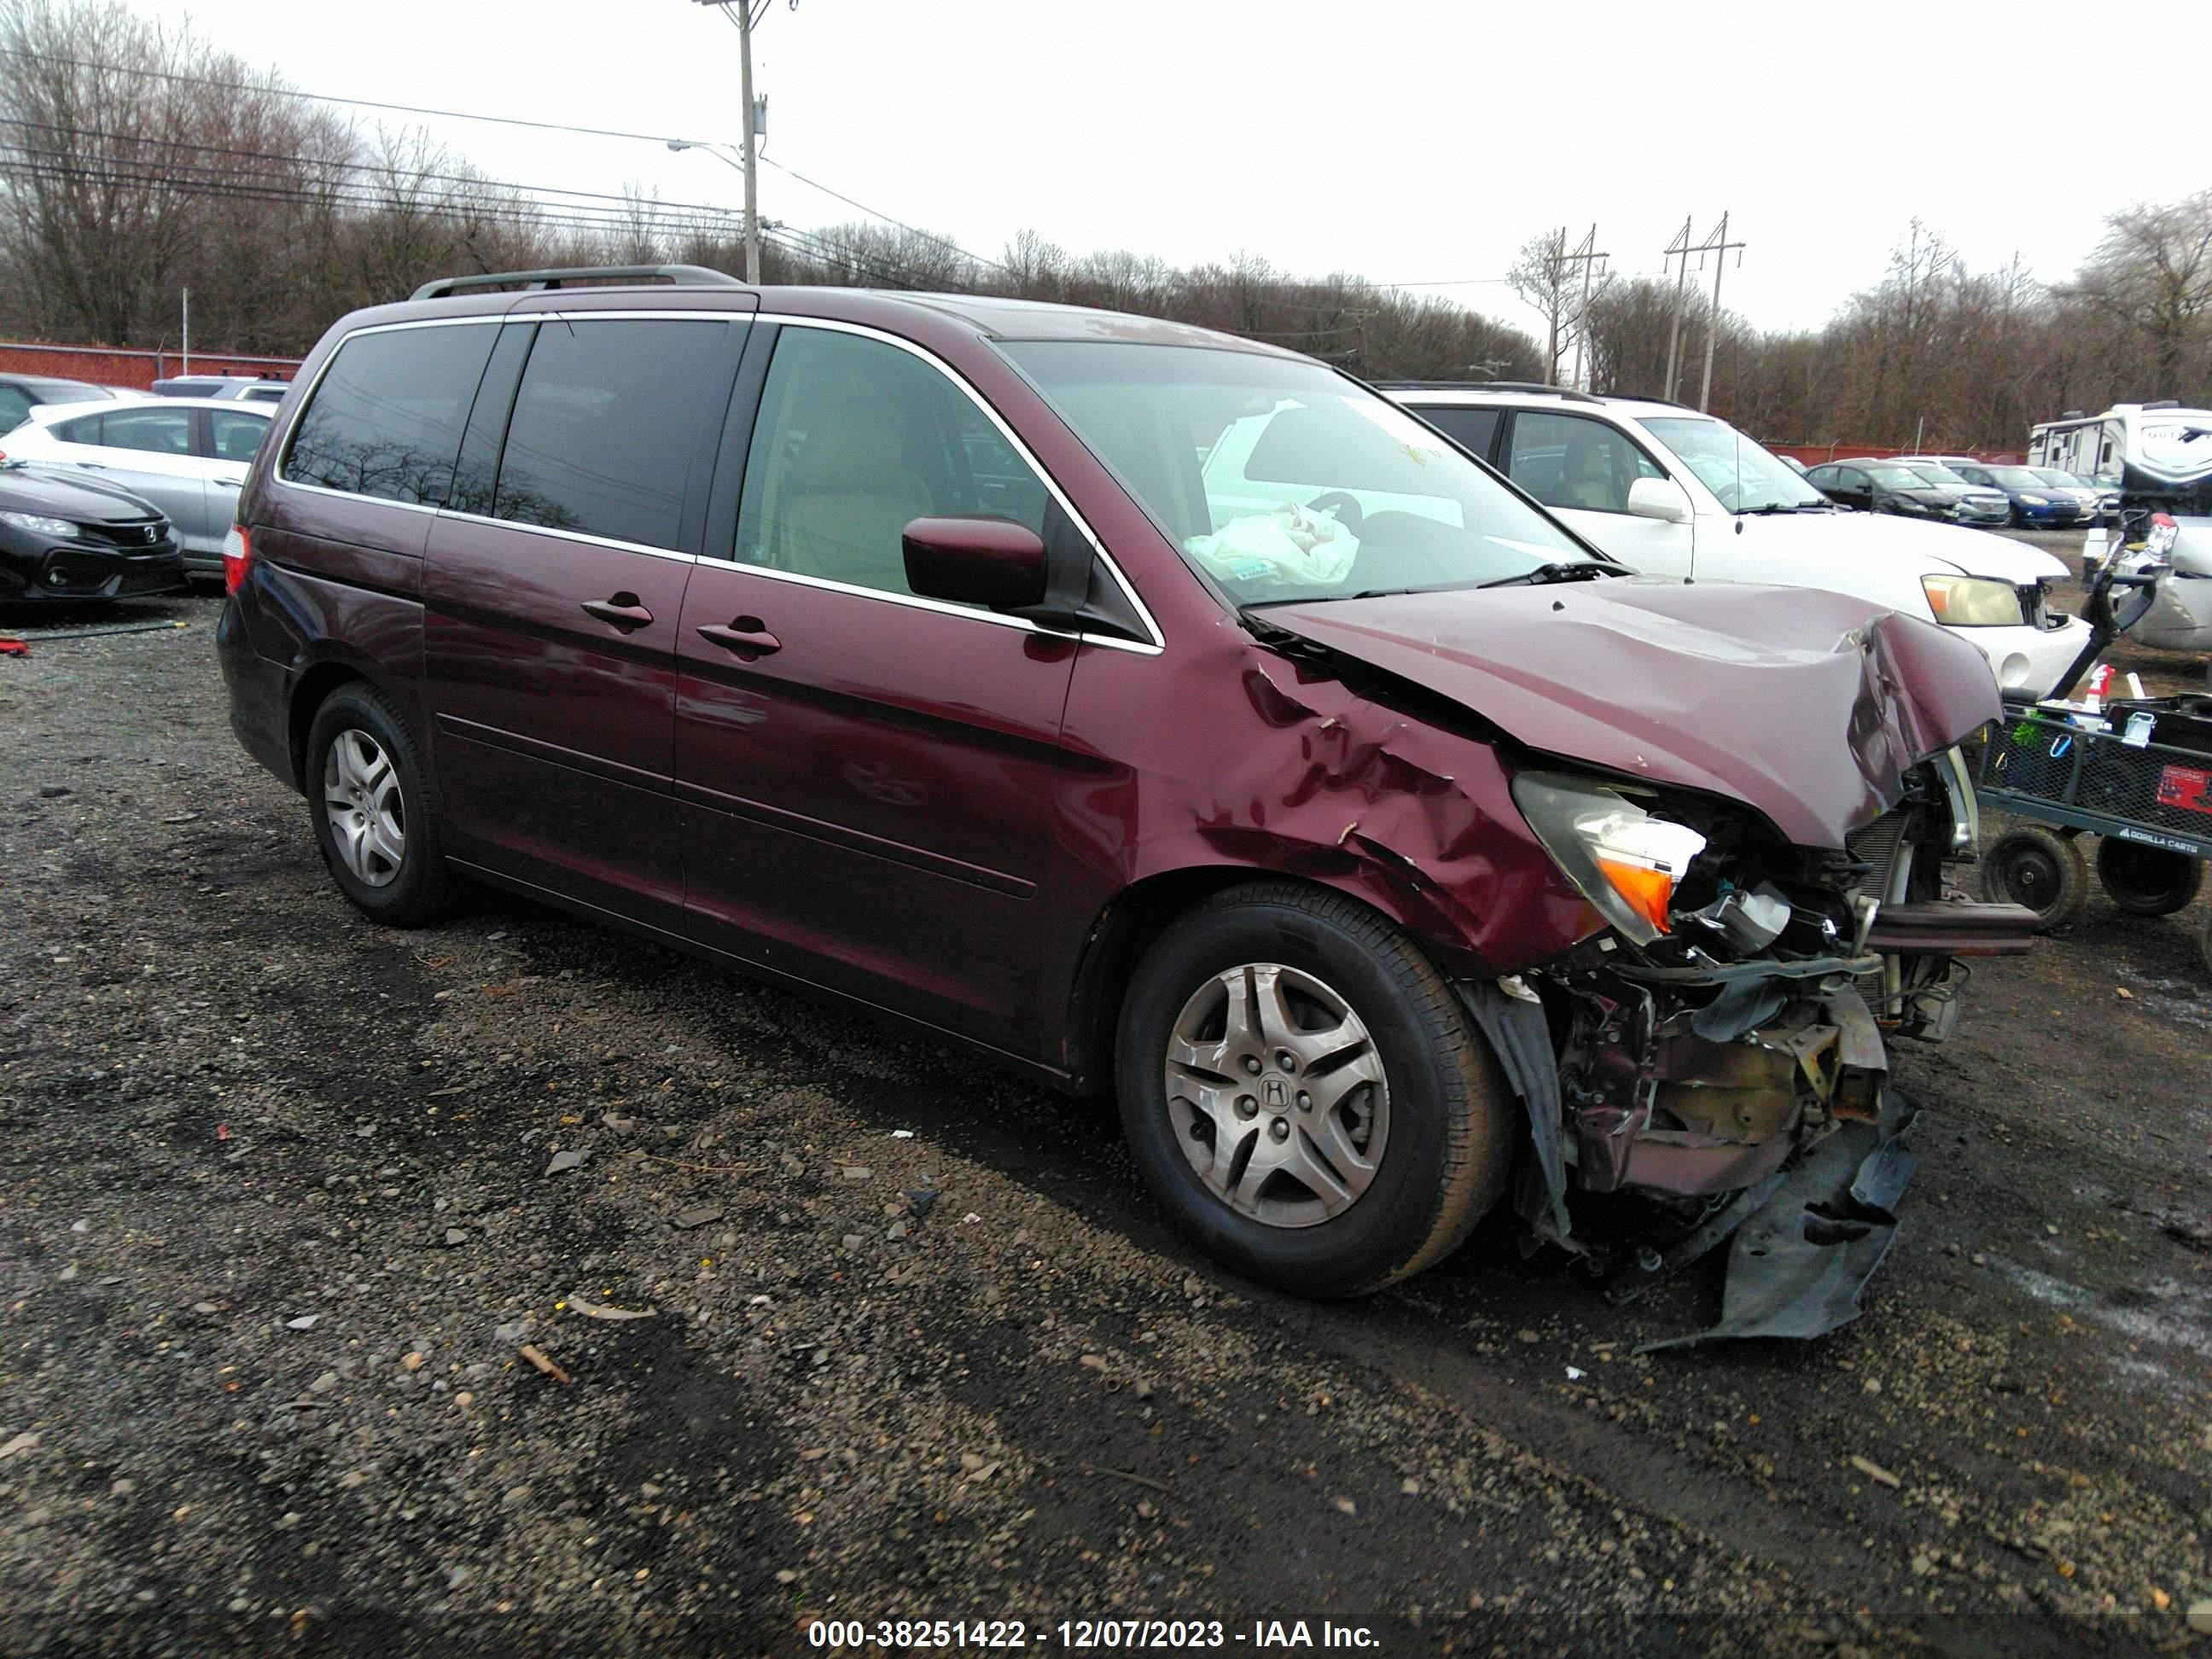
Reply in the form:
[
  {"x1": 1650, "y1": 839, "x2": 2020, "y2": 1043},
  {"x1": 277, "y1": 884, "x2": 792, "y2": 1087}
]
[{"x1": 803, "y1": 1617, "x2": 1384, "y2": 1650}]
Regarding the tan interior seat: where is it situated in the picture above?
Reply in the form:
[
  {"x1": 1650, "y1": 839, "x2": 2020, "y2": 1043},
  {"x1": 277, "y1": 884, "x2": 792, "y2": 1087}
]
[{"x1": 771, "y1": 396, "x2": 935, "y2": 592}]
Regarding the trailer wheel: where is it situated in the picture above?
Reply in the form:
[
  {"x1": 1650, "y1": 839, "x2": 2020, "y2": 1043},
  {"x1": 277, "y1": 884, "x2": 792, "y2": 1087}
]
[
  {"x1": 2198, "y1": 905, "x2": 2212, "y2": 977},
  {"x1": 2096, "y1": 839, "x2": 2204, "y2": 917},
  {"x1": 1982, "y1": 825, "x2": 2088, "y2": 931}
]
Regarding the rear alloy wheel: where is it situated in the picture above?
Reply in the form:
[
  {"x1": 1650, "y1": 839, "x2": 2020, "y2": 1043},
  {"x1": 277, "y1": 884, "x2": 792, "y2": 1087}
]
[
  {"x1": 2095, "y1": 837, "x2": 2204, "y2": 917},
  {"x1": 305, "y1": 683, "x2": 459, "y2": 928},
  {"x1": 1981, "y1": 825, "x2": 2088, "y2": 931},
  {"x1": 1115, "y1": 882, "x2": 1511, "y2": 1298}
]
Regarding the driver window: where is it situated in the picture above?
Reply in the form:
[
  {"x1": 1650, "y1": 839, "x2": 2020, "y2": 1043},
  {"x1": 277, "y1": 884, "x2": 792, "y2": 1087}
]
[
  {"x1": 1507, "y1": 412, "x2": 1661, "y2": 514},
  {"x1": 735, "y1": 327, "x2": 1051, "y2": 600}
]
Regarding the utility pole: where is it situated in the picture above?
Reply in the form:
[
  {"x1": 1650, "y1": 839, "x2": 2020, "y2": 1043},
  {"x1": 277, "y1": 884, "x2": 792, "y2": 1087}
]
[
  {"x1": 1561, "y1": 224, "x2": 1609, "y2": 393},
  {"x1": 691, "y1": 0, "x2": 768, "y2": 283},
  {"x1": 1688, "y1": 212, "x2": 1748, "y2": 412},
  {"x1": 1661, "y1": 215, "x2": 1692, "y2": 400}
]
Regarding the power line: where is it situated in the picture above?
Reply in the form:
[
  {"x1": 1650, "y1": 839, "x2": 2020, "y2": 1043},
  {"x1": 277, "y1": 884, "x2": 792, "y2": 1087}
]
[
  {"x1": 0, "y1": 44, "x2": 724, "y2": 149},
  {"x1": 0, "y1": 43, "x2": 1012, "y2": 279}
]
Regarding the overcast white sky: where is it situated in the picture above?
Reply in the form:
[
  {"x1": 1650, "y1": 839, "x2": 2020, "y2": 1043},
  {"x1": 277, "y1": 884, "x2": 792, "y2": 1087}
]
[{"x1": 134, "y1": 0, "x2": 2212, "y2": 342}]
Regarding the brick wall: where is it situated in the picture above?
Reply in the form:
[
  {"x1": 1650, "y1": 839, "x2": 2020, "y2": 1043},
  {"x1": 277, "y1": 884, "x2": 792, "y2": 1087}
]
[{"x1": 0, "y1": 340, "x2": 301, "y2": 390}]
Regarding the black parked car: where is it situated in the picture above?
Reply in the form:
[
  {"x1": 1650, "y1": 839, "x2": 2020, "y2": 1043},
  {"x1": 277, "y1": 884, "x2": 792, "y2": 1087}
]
[
  {"x1": 0, "y1": 461, "x2": 184, "y2": 604},
  {"x1": 1805, "y1": 458, "x2": 1976, "y2": 521},
  {"x1": 0, "y1": 373, "x2": 120, "y2": 434}
]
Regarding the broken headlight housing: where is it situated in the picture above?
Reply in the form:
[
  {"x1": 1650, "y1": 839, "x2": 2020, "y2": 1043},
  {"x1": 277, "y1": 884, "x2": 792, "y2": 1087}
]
[
  {"x1": 1920, "y1": 573, "x2": 2023, "y2": 627},
  {"x1": 1511, "y1": 771, "x2": 1708, "y2": 947}
]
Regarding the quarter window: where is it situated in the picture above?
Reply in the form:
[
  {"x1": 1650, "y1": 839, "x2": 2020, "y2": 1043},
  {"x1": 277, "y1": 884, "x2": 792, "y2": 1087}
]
[
  {"x1": 735, "y1": 327, "x2": 1051, "y2": 598},
  {"x1": 50, "y1": 414, "x2": 104, "y2": 445},
  {"x1": 1419, "y1": 406, "x2": 1501, "y2": 461},
  {"x1": 284, "y1": 322, "x2": 500, "y2": 505},
  {"x1": 492, "y1": 317, "x2": 735, "y2": 549},
  {"x1": 1506, "y1": 411, "x2": 1663, "y2": 514}
]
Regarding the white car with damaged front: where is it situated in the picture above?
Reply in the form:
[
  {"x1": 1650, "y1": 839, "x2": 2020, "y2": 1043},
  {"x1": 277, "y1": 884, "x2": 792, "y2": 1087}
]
[{"x1": 1374, "y1": 387, "x2": 2089, "y2": 698}]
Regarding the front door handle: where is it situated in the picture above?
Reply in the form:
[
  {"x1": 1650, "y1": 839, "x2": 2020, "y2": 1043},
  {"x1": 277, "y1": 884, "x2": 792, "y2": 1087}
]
[
  {"x1": 213, "y1": 475, "x2": 247, "y2": 487},
  {"x1": 696, "y1": 618, "x2": 782, "y2": 657},
  {"x1": 580, "y1": 594, "x2": 655, "y2": 631}
]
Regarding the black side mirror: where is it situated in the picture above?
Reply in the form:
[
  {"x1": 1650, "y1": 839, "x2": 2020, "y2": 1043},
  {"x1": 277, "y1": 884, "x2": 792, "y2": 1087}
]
[{"x1": 902, "y1": 516, "x2": 1048, "y2": 611}]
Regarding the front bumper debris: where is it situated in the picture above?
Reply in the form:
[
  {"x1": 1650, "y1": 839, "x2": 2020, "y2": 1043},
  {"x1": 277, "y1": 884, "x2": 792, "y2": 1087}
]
[{"x1": 1631, "y1": 1090, "x2": 1921, "y2": 1351}]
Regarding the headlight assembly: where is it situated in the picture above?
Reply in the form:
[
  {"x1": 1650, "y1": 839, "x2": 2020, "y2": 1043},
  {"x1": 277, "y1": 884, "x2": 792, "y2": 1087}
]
[
  {"x1": 1921, "y1": 573, "x2": 2023, "y2": 627},
  {"x1": 0, "y1": 510, "x2": 83, "y2": 539},
  {"x1": 1511, "y1": 771, "x2": 1708, "y2": 946}
]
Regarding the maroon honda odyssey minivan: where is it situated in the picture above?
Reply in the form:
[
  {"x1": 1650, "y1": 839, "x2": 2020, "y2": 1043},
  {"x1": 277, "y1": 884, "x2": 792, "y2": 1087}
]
[{"x1": 218, "y1": 265, "x2": 2034, "y2": 1339}]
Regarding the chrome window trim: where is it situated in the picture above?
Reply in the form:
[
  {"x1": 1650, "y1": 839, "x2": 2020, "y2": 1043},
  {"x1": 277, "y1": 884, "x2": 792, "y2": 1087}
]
[
  {"x1": 758, "y1": 315, "x2": 1165, "y2": 655},
  {"x1": 269, "y1": 308, "x2": 1166, "y2": 654}
]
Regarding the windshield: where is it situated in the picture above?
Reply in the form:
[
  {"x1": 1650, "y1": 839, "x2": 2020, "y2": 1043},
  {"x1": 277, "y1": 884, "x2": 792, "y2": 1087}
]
[
  {"x1": 1905, "y1": 463, "x2": 1970, "y2": 487},
  {"x1": 1639, "y1": 416, "x2": 1827, "y2": 512},
  {"x1": 997, "y1": 341, "x2": 1592, "y2": 605},
  {"x1": 1981, "y1": 466, "x2": 2046, "y2": 489},
  {"x1": 1864, "y1": 464, "x2": 1930, "y2": 489},
  {"x1": 2033, "y1": 468, "x2": 2087, "y2": 488}
]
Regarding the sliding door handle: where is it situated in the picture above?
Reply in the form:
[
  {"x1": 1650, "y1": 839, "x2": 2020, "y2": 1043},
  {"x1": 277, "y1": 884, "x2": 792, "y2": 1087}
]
[{"x1": 580, "y1": 595, "x2": 655, "y2": 630}]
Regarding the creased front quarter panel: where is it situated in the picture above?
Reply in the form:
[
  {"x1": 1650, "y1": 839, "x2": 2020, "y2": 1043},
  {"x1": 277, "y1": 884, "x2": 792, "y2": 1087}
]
[{"x1": 1048, "y1": 619, "x2": 1596, "y2": 1016}]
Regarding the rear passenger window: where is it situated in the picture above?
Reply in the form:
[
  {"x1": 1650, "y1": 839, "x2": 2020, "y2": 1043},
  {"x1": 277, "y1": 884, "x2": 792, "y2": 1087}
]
[
  {"x1": 0, "y1": 387, "x2": 33, "y2": 432},
  {"x1": 492, "y1": 318, "x2": 733, "y2": 549},
  {"x1": 284, "y1": 323, "x2": 499, "y2": 505},
  {"x1": 735, "y1": 327, "x2": 1051, "y2": 598}
]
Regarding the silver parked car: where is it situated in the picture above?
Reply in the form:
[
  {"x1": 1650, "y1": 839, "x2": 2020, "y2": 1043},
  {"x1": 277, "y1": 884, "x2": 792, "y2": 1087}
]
[{"x1": 0, "y1": 398, "x2": 271, "y2": 574}]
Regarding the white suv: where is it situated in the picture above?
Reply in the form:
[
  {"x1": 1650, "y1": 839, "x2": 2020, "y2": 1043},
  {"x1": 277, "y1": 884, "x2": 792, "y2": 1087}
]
[{"x1": 1365, "y1": 384, "x2": 2087, "y2": 697}]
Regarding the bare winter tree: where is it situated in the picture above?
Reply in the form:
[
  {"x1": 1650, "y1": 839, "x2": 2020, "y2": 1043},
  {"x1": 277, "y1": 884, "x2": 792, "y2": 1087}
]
[{"x1": 2062, "y1": 190, "x2": 2212, "y2": 399}]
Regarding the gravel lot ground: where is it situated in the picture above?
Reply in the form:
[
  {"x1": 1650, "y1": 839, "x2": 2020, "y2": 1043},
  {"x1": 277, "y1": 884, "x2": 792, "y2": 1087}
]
[{"x1": 3, "y1": 538, "x2": 2209, "y2": 1656}]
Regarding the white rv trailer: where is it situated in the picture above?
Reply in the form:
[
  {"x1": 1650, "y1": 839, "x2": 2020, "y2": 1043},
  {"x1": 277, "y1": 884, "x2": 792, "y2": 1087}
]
[{"x1": 2033, "y1": 402, "x2": 2212, "y2": 654}]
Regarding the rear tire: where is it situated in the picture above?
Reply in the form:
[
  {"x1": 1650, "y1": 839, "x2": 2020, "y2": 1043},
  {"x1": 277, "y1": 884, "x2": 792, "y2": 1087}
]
[
  {"x1": 1982, "y1": 825, "x2": 2088, "y2": 931},
  {"x1": 1114, "y1": 882, "x2": 1512, "y2": 1299},
  {"x1": 304, "y1": 683, "x2": 459, "y2": 928},
  {"x1": 2095, "y1": 838, "x2": 2203, "y2": 917}
]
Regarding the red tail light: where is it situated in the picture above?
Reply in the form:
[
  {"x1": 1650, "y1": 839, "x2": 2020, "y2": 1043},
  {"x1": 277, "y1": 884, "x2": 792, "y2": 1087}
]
[{"x1": 222, "y1": 525, "x2": 253, "y2": 595}]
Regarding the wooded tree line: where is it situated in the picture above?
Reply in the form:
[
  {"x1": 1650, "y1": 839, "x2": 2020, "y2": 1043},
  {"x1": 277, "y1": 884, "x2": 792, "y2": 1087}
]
[{"x1": 4, "y1": 0, "x2": 2207, "y2": 448}]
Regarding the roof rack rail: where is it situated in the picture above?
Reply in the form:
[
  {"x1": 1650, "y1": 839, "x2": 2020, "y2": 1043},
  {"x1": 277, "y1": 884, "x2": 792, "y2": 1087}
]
[
  {"x1": 409, "y1": 264, "x2": 744, "y2": 301},
  {"x1": 1372, "y1": 378, "x2": 1602, "y2": 404}
]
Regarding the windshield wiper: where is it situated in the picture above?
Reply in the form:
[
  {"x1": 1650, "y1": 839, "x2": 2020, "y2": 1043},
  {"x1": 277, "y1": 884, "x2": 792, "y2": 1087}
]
[
  {"x1": 1740, "y1": 501, "x2": 1833, "y2": 515},
  {"x1": 1476, "y1": 562, "x2": 1619, "y2": 589}
]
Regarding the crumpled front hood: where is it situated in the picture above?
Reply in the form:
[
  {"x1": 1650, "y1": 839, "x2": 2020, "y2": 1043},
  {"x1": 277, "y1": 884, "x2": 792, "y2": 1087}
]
[
  {"x1": 1260, "y1": 577, "x2": 2000, "y2": 849},
  {"x1": 1746, "y1": 510, "x2": 2068, "y2": 582}
]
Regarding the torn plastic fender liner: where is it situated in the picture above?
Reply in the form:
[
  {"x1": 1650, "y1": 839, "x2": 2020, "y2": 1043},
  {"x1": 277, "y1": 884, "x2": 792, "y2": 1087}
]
[{"x1": 1454, "y1": 977, "x2": 1573, "y2": 1246}]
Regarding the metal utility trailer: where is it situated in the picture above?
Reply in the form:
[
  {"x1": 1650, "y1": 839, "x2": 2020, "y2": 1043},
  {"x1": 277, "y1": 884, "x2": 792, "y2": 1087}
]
[
  {"x1": 1975, "y1": 551, "x2": 2212, "y2": 969},
  {"x1": 1978, "y1": 707, "x2": 2212, "y2": 963}
]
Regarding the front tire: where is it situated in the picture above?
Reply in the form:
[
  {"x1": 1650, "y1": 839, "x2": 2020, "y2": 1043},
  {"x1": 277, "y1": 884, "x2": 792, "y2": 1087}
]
[
  {"x1": 304, "y1": 683, "x2": 459, "y2": 928},
  {"x1": 1115, "y1": 882, "x2": 1512, "y2": 1298}
]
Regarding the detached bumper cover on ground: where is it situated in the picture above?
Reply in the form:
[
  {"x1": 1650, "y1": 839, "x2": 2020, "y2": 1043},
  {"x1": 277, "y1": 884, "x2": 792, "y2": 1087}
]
[{"x1": 1637, "y1": 1091, "x2": 1921, "y2": 1350}]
